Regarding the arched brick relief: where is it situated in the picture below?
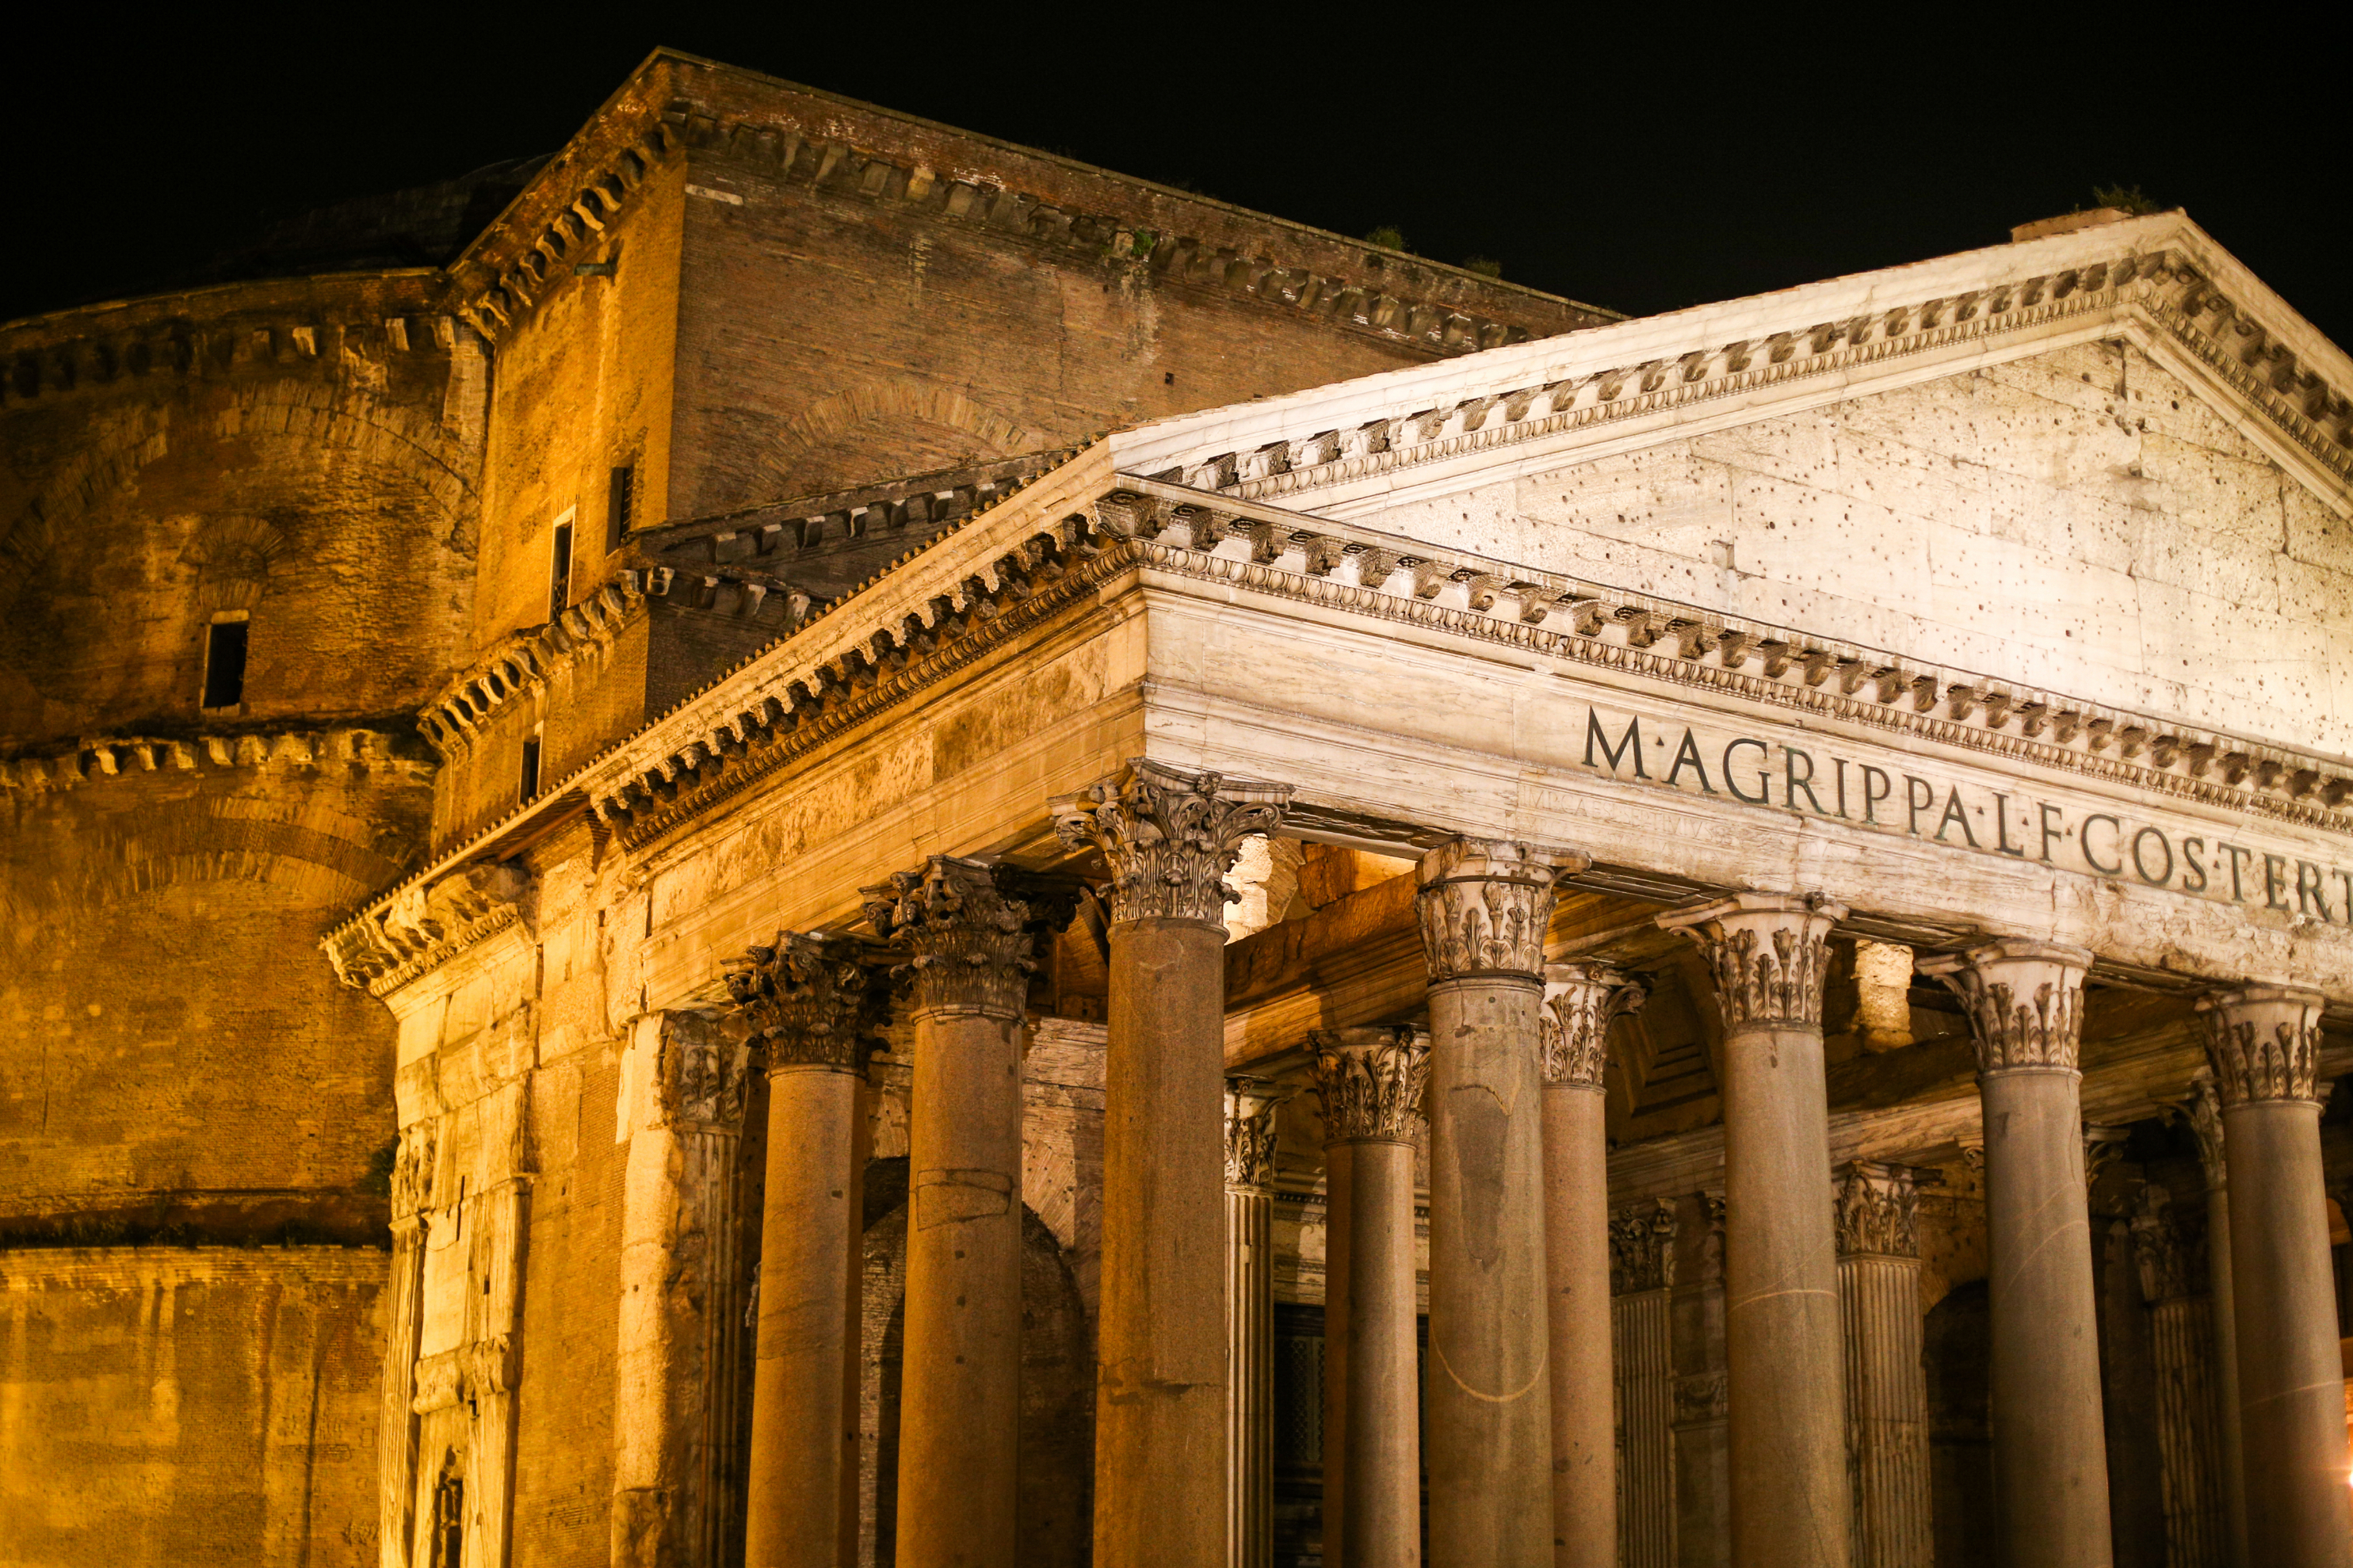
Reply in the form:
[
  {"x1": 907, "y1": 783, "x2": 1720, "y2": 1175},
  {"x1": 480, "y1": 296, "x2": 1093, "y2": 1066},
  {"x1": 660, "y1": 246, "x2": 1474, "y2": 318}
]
[{"x1": 743, "y1": 381, "x2": 1054, "y2": 505}]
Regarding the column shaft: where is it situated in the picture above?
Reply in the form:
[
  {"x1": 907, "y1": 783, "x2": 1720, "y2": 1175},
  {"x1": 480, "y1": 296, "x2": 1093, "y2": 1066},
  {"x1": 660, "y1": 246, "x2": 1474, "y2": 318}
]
[
  {"x1": 729, "y1": 933, "x2": 884, "y2": 1568},
  {"x1": 1227, "y1": 1081, "x2": 1284, "y2": 1568},
  {"x1": 1312, "y1": 1028, "x2": 1431, "y2": 1568},
  {"x1": 1834, "y1": 1166, "x2": 1930, "y2": 1568},
  {"x1": 1612, "y1": 1200, "x2": 1679, "y2": 1568},
  {"x1": 1541, "y1": 962, "x2": 1642, "y2": 1568},
  {"x1": 1926, "y1": 939, "x2": 2110, "y2": 1568},
  {"x1": 2204, "y1": 985, "x2": 2351, "y2": 1568},
  {"x1": 2130, "y1": 1184, "x2": 2227, "y2": 1568},
  {"x1": 1056, "y1": 759, "x2": 1289, "y2": 1568},
  {"x1": 1419, "y1": 839, "x2": 1578, "y2": 1568},
  {"x1": 2188, "y1": 1075, "x2": 2251, "y2": 1568},
  {"x1": 1664, "y1": 894, "x2": 1851, "y2": 1568}
]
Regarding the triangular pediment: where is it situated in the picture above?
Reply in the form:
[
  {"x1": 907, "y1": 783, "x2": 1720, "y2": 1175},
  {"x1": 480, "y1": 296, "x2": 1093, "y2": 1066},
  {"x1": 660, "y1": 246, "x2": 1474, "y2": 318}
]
[{"x1": 1108, "y1": 212, "x2": 2353, "y2": 521}]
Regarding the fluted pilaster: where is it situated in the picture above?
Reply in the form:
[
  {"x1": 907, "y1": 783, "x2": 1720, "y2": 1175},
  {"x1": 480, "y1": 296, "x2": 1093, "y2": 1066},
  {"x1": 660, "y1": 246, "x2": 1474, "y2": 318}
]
[
  {"x1": 2183, "y1": 1070, "x2": 2250, "y2": 1568},
  {"x1": 1225, "y1": 1078, "x2": 1285, "y2": 1568},
  {"x1": 1612, "y1": 1200, "x2": 1679, "y2": 1568},
  {"x1": 1833, "y1": 1164, "x2": 1929, "y2": 1568},
  {"x1": 2130, "y1": 1184, "x2": 2226, "y2": 1568}
]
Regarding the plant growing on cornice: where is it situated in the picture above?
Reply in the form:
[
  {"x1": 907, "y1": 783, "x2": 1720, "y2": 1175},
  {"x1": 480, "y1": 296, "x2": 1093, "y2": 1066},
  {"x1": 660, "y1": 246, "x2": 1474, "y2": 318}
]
[
  {"x1": 1363, "y1": 225, "x2": 1411, "y2": 253},
  {"x1": 2090, "y1": 183, "x2": 2160, "y2": 216},
  {"x1": 1462, "y1": 255, "x2": 1503, "y2": 279}
]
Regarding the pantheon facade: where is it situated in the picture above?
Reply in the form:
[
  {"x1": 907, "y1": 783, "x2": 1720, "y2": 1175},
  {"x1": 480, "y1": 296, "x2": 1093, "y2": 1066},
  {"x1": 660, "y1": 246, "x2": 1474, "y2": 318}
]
[{"x1": 5, "y1": 47, "x2": 2352, "y2": 1568}]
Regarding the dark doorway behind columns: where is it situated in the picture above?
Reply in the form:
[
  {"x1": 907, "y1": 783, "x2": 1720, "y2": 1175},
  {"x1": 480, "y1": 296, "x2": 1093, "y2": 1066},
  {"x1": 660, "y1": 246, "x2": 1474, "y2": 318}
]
[{"x1": 1924, "y1": 1280, "x2": 1994, "y2": 1567}]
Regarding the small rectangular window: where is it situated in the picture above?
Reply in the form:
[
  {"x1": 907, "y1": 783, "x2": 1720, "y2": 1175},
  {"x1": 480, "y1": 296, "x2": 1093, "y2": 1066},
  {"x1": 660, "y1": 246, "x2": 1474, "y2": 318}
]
[
  {"x1": 606, "y1": 466, "x2": 635, "y2": 552},
  {"x1": 201, "y1": 620, "x2": 248, "y2": 709},
  {"x1": 519, "y1": 732, "x2": 542, "y2": 803},
  {"x1": 548, "y1": 513, "x2": 574, "y2": 620}
]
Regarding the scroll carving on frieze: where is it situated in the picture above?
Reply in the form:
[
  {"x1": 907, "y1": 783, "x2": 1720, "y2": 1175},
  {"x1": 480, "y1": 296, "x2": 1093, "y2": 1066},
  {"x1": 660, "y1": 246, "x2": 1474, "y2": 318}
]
[
  {"x1": 1610, "y1": 1198, "x2": 1679, "y2": 1295},
  {"x1": 1658, "y1": 892, "x2": 1845, "y2": 1030},
  {"x1": 2196, "y1": 985, "x2": 2326, "y2": 1106},
  {"x1": 1224, "y1": 1078, "x2": 1287, "y2": 1192},
  {"x1": 1052, "y1": 759, "x2": 1292, "y2": 925},
  {"x1": 726, "y1": 929, "x2": 891, "y2": 1072},
  {"x1": 1919, "y1": 939, "x2": 2091, "y2": 1074},
  {"x1": 1832, "y1": 1163, "x2": 1919, "y2": 1259},
  {"x1": 1672, "y1": 1371, "x2": 1729, "y2": 1426},
  {"x1": 1541, "y1": 961, "x2": 1645, "y2": 1088},
  {"x1": 1309, "y1": 1026, "x2": 1431, "y2": 1144},
  {"x1": 1416, "y1": 838, "x2": 1587, "y2": 983}
]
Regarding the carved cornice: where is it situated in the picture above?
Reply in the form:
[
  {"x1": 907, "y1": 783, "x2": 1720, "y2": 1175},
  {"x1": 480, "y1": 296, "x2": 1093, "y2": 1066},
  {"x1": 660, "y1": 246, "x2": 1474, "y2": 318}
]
[
  {"x1": 323, "y1": 861, "x2": 530, "y2": 997},
  {"x1": 1135, "y1": 238, "x2": 2352, "y2": 507},
  {"x1": 411, "y1": 1332, "x2": 515, "y2": 1414},
  {"x1": 1415, "y1": 837, "x2": 1585, "y2": 983},
  {"x1": 1920, "y1": 939, "x2": 2091, "y2": 1074},
  {"x1": 2130, "y1": 1183, "x2": 2202, "y2": 1303},
  {"x1": 651, "y1": 1010, "x2": 752, "y2": 1130},
  {"x1": 1541, "y1": 960, "x2": 1644, "y2": 1088},
  {"x1": 1610, "y1": 1198, "x2": 1678, "y2": 1295},
  {"x1": 1660, "y1": 892, "x2": 1845, "y2": 1032},
  {"x1": 3, "y1": 725, "x2": 429, "y2": 796},
  {"x1": 725, "y1": 931, "x2": 891, "y2": 1072},
  {"x1": 863, "y1": 856, "x2": 1040, "y2": 1019},
  {"x1": 1052, "y1": 759, "x2": 1290, "y2": 925},
  {"x1": 2197, "y1": 983, "x2": 2328, "y2": 1106},
  {"x1": 1224, "y1": 1078, "x2": 1286, "y2": 1192},
  {"x1": 1308, "y1": 1026, "x2": 1431, "y2": 1145},
  {"x1": 1833, "y1": 1163, "x2": 1919, "y2": 1259}
]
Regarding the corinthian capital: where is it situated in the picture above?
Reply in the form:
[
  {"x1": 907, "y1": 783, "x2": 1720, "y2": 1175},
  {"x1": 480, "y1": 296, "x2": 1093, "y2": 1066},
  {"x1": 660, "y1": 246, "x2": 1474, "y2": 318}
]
[
  {"x1": 1919, "y1": 939, "x2": 2091, "y2": 1074},
  {"x1": 864, "y1": 856, "x2": 1041, "y2": 1019},
  {"x1": 1610, "y1": 1198, "x2": 1679, "y2": 1294},
  {"x1": 649, "y1": 1010, "x2": 753, "y2": 1127},
  {"x1": 1415, "y1": 837, "x2": 1587, "y2": 982},
  {"x1": 2197, "y1": 983, "x2": 2327, "y2": 1106},
  {"x1": 1832, "y1": 1163, "x2": 1919, "y2": 1259},
  {"x1": 1051, "y1": 759, "x2": 1292, "y2": 925},
  {"x1": 1224, "y1": 1078, "x2": 1288, "y2": 1192},
  {"x1": 725, "y1": 931, "x2": 890, "y2": 1072},
  {"x1": 1659, "y1": 891, "x2": 1847, "y2": 1031},
  {"x1": 1541, "y1": 961, "x2": 1645, "y2": 1088},
  {"x1": 1308, "y1": 1026, "x2": 1431, "y2": 1144}
]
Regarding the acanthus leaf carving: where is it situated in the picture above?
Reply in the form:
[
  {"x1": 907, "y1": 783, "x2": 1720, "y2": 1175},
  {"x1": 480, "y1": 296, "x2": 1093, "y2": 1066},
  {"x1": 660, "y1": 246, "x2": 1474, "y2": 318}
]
[
  {"x1": 1832, "y1": 1162, "x2": 1919, "y2": 1259},
  {"x1": 725, "y1": 930, "x2": 892, "y2": 1073},
  {"x1": 1415, "y1": 837, "x2": 1585, "y2": 983},
  {"x1": 1610, "y1": 1198, "x2": 1679, "y2": 1295},
  {"x1": 1224, "y1": 1077, "x2": 1288, "y2": 1192},
  {"x1": 1051, "y1": 759, "x2": 1291, "y2": 925},
  {"x1": 1919, "y1": 939, "x2": 2091, "y2": 1074},
  {"x1": 1308, "y1": 1027, "x2": 1431, "y2": 1144},
  {"x1": 1541, "y1": 960, "x2": 1645, "y2": 1088},
  {"x1": 2197, "y1": 984, "x2": 2326, "y2": 1106},
  {"x1": 1658, "y1": 891, "x2": 1845, "y2": 1031},
  {"x1": 861, "y1": 856, "x2": 1071, "y2": 1020},
  {"x1": 650, "y1": 1010, "x2": 752, "y2": 1130}
]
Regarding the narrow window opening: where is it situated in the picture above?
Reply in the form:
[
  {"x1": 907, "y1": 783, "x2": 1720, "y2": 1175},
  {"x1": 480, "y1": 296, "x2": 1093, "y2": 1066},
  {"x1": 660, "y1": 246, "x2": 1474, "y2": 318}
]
[
  {"x1": 606, "y1": 465, "x2": 635, "y2": 551},
  {"x1": 201, "y1": 619, "x2": 248, "y2": 709},
  {"x1": 519, "y1": 729, "x2": 542, "y2": 804},
  {"x1": 548, "y1": 513, "x2": 574, "y2": 620}
]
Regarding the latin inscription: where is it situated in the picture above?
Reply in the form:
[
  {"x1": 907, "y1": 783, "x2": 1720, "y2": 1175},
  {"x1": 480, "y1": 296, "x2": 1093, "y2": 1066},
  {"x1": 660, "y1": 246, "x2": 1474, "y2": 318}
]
[{"x1": 1572, "y1": 704, "x2": 2352, "y2": 920}]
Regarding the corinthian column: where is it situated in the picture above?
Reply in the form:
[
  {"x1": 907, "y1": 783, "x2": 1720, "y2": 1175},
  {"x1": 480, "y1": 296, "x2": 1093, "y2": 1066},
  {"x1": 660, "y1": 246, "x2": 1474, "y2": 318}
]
[
  {"x1": 378, "y1": 1123, "x2": 436, "y2": 1568},
  {"x1": 729, "y1": 933, "x2": 888, "y2": 1568},
  {"x1": 1309, "y1": 1027, "x2": 1431, "y2": 1568},
  {"x1": 2197, "y1": 985, "x2": 2351, "y2": 1568},
  {"x1": 1543, "y1": 962, "x2": 1644, "y2": 1568},
  {"x1": 1055, "y1": 761, "x2": 1290, "y2": 1568},
  {"x1": 1833, "y1": 1164, "x2": 1930, "y2": 1568},
  {"x1": 2129, "y1": 1184, "x2": 2227, "y2": 1568},
  {"x1": 1660, "y1": 891, "x2": 1852, "y2": 1568},
  {"x1": 1611, "y1": 1200, "x2": 1679, "y2": 1568},
  {"x1": 1226, "y1": 1078, "x2": 1285, "y2": 1568},
  {"x1": 1417, "y1": 837, "x2": 1583, "y2": 1568},
  {"x1": 1921, "y1": 939, "x2": 2110, "y2": 1568},
  {"x1": 864, "y1": 857, "x2": 1054, "y2": 1568},
  {"x1": 2184, "y1": 1073, "x2": 2251, "y2": 1568}
]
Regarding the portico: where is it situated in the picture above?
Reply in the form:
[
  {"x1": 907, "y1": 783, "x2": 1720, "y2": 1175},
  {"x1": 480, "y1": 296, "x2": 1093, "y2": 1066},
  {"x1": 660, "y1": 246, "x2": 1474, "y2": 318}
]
[{"x1": 330, "y1": 208, "x2": 2353, "y2": 1568}]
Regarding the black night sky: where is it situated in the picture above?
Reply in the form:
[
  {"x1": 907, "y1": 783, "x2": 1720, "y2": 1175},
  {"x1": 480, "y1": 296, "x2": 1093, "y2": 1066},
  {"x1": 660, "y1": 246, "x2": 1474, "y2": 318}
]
[{"x1": 10, "y1": 17, "x2": 2345, "y2": 347}]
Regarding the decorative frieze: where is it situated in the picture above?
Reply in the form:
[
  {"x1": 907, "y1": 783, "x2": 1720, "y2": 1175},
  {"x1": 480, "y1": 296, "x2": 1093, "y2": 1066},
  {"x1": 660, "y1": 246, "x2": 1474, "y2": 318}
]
[
  {"x1": 1540, "y1": 960, "x2": 1644, "y2": 1087},
  {"x1": 1658, "y1": 891, "x2": 1845, "y2": 1031},
  {"x1": 2196, "y1": 985, "x2": 2327, "y2": 1106},
  {"x1": 1919, "y1": 939, "x2": 2091, "y2": 1074},
  {"x1": 1610, "y1": 1199, "x2": 1679, "y2": 1295},
  {"x1": 1833, "y1": 1163, "x2": 1919, "y2": 1260},
  {"x1": 1224, "y1": 1078, "x2": 1286, "y2": 1192},
  {"x1": 725, "y1": 931, "x2": 891, "y2": 1072},
  {"x1": 1051, "y1": 759, "x2": 1291, "y2": 925},
  {"x1": 1415, "y1": 837, "x2": 1585, "y2": 982},
  {"x1": 862, "y1": 856, "x2": 1045, "y2": 1019},
  {"x1": 1308, "y1": 1026, "x2": 1431, "y2": 1144}
]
